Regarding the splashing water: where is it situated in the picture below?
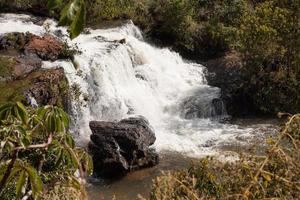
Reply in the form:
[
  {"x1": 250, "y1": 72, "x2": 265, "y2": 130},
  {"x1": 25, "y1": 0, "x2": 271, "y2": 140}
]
[{"x1": 0, "y1": 13, "x2": 263, "y2": 157}]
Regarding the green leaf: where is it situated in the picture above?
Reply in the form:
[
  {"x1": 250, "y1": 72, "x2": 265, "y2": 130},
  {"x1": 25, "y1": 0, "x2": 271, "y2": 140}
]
[
  {"x1": 25, "y1": 164, "x2": 43, "y2": 198},
  {"x1": 1, "y1": 160, "x2": 23, "y2": 185},
  {"x1": 65, "y1": 134, "x2": 75, "y2": 148},
  {"x1": 69, "y1": 176, "x2": 81, "y2": 190},
  {"x1": 16, "y1": 102, "x2": 29, "y2": 125},
  {"x1": 16, "y1": 170, "x2": 27, "y2": 199},
  {"x1": 55, "y1": 148, "x2": 63, "y2": 167},
  {"x1": 59, "y1": 107, "x2": 70, "y2": 128},
  {"x1": 69, "y1": 0, "x2": 86, "y2": 39},
  {"x1": 64, "y1": 144, "x2": 79, "y2": 168},
  {"x1": 0, "y1": 103, "x2": 12, "y2": 123},
  {"x1": 58, "y1": 0, "x2": 86, "y2": 39}
]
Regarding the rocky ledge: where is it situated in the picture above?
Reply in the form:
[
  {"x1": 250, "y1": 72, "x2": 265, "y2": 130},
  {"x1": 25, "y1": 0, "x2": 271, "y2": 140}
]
[
  {"x1": 0, "y1": 32, "x2": 71, "y2": 108},
  {"x1": 204, "y1": 51, "x2": 250, "y2": 116},
  {"x1": 88, "y1": 117, "x2": 159, "y2": 178}
]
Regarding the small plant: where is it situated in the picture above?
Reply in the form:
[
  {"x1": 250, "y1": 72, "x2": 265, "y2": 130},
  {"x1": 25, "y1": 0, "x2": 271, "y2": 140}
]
[
  {"x1": 0, "y1": 102, "x2": 93, "y2": 200},
  {"x1": 71, "y1": 83, "x2": 82, "y2": 101}
]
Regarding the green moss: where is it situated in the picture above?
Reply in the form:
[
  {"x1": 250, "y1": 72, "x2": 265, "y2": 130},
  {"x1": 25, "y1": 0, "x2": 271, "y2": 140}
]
[
  {"x1": 0, "y1": 78, "x2": 31, "y2": 104},
  {"x1": 0, "y1": 56, "x2": 16, "y2": 79}
]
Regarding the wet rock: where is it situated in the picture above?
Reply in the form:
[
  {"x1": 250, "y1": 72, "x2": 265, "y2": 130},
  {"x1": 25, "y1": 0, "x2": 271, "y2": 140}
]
[
  {"x1": 118, "y1": 39, "x2": 126, "y2": 44},
  {"x1": 13, "y1": 55, "x2": 42, "y2": 78},
  {"x1": 0, "y1": 32, "x2": 30, "y2": 52},
  {"x1": 180, "y1": 86, "x2": 227, "y2": 119},
  {"x1": 0, "y1": 53, "x2": 42, "y2": 81},
  {"x1": 0, "y1": 32, "x2": 71, "y2": 108},
  {"x1": 0, "y1": 32, "x2": 72, "y2": 61},
  {"x1": 204, "y1": 51, "x2": 249, "y2": 116},
  {"x1": 24, "y1": 35, "x2": 64, "y2": 61},
  {"x1": 23, "y1": 68, "x2": 69, "y2": 108},
  {"x1": 0, "y1": 66, "x2": 69, "y2": 108},
  {"x1": 88, "y1": 116, "x2": 159, "y2": 178},
  {"x1": 0, "y1": 0, "x2": 52, "y2": 18}
]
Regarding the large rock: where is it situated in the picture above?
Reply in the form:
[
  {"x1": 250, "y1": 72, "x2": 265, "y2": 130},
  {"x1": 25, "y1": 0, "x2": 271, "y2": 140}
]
[
  {"x1": 204, "y1": 51, "x2": 250, "y2": 116},
  {"x1": 0, "y1": 55, "x2": 41, "y2": 81},
  {"x1": 23, "y1": 68, "x2": 69, "y2": 108},
  {"x1": 88, "y1": 117, "x2": 159, "y2": 178},
  {"x1": 0, "y1": 32, "x2": 69, "y2": 61},
  {"x1": 24, "y1": 35, "x2": 65, "y2": 61},
  {"x1": 0, "y1": 32, "x2": 71, "y2": 108}
]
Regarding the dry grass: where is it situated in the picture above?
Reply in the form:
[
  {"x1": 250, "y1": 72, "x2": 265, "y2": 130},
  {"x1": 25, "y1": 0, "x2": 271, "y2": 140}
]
[{"x1": 141, "y1": 114, "x2": 300, "y2": 200}]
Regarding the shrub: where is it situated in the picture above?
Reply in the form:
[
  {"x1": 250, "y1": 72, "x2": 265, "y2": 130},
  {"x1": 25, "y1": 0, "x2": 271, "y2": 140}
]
[
  {"x1": 143, "y1": 0, "x2": 247, "y2": 59},
  {"x1": 142, "y1": 114, "x2": 300, "y2": 200},
  {"x1": 237, "y1": 0, "x2": 300, "y2": 114},
  {"x1": 0, "y1": 102, "x2": 93, "y2": 200}
]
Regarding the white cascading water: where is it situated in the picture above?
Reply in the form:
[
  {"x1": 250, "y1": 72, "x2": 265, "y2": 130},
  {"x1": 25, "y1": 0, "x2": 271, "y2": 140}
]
[{"x1": 0, "y1": 13, "x2": 257, "y2": 157}]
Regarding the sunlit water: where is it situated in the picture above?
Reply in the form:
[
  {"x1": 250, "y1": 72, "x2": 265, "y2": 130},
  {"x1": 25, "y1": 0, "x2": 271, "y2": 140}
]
[
  {"x1": 0, "y1": 13, "x2": 272, "y2": 157},
  {"x1": 0, "y1": 13, "x2": 279, "y2": 199}
]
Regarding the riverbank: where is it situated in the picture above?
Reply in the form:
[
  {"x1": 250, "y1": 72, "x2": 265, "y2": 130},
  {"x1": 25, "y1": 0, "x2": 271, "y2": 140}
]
[{"x1": 87, "y1": 117, "x2": 279, "y2": 199}]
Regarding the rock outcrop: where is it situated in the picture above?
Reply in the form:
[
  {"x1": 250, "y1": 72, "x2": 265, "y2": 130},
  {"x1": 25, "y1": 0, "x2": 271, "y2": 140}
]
[
  {"x1": 204, "y1": 51, "x2": 250, "y2": 116},
  {"x1": 0, "y1": 32, "x2": 70, "y2": 61},
  {"x1": 0, "y1": 32, "x2": 70, "y2": 108},
  {"x1": 88, "y1": 117, "x2": 159, "y2": 178}
]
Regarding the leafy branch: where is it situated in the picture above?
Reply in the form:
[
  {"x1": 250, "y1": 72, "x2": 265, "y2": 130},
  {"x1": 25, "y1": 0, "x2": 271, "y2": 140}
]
[{"x1": 0, "y1": 102, "x2": 93, "y2": 200}]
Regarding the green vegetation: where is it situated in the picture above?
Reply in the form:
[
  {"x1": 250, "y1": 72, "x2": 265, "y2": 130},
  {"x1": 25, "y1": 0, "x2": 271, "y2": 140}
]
[
  {"x1": 0, "y1": 78, "x2": 31, "y2": 105},
  {"x1": 0, "y1": 69, "x2": 69, "y2": 108},
  {"x1": 0, "y1": 102, "x2": 93, "y2": 200},
  {"x1": 141, "y1": 114, "x2": 300, "y2": 200},
  {"x1": 0, "y1": 56, "x2": 16, "y2": 79},
  {"x1": 0, "y1": 1, "x2": 299, "y2": 198},
  {"x1": 237, "y1": 0, "x2": 300, "y2": 114},
  {"x1": 54, "y1": 0, "x2": 86, "y2": 39},
  {"x1": 141, "y1": 0, "x2": 247, "y2": 58}
]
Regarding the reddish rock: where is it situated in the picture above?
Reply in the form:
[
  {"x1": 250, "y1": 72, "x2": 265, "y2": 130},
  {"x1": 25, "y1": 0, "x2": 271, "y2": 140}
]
[
  {"x1": 0, "y1": 32, "x2": 73, "y2": 61},
  {"x1": 0, "y1": 32, "x2": 70, "y2": 108},
  {"x1": 25, "y1": 35, "x2": 64, "y2": 61}
]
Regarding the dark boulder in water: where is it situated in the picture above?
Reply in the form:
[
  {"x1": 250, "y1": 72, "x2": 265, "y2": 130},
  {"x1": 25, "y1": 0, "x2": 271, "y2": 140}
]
[{"x1": 88, "y1": 116, "x2": 159, "y2": 178}]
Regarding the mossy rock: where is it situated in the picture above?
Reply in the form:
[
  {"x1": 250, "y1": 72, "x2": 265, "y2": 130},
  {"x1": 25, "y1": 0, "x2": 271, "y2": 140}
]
[
  {"x1": 0, "y1": 56, "x2": 16, "y2": 80},
  {"x1": 0, "y1": 68, "x2": 70, "y2": 109},
  {"x1": 0, "y1": 76, "x2": 30, "y2": 104}
]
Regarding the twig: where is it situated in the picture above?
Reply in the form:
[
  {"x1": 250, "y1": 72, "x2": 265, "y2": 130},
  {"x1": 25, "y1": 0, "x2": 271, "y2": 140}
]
[{"x1": 15, "y1": 134, "x2": 53, "y2": 150}]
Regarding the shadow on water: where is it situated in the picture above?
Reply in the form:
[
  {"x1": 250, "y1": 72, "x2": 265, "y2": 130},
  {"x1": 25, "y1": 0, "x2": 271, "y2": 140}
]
[{"x1": 87, "y1": 151, "x2": 194, "y2": 200}]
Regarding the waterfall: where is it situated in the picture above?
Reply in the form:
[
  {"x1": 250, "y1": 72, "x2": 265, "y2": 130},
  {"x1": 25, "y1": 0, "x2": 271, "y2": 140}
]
[{"x1": 0, "y1": 13, "x2": 255, "y2": 157}]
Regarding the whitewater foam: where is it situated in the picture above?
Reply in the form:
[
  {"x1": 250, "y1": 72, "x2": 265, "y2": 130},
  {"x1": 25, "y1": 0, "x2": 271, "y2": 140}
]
[{"x1": 0, "y1": 13, "x2": 261, "y2": 157}]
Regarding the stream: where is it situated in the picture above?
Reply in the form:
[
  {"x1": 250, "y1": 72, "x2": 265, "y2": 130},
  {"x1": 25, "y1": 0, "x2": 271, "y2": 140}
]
[{"x1": 0, "y1": 13, "x2": 280, "y2": 200}]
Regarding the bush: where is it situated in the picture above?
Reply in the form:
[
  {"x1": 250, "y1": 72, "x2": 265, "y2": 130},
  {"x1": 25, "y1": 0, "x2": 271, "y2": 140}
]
[
  {"x1": 142, "y1": 114, "x2": 300, "y2": 199},
  {"x1": 142, "y1": 0, "x2": 247, "y2": 59},
  {"x1": 237, "y1": 0, "x2": 300, "y2": 114},
  {"x1": 0, "y1": 102, "x2": 93, "y2": 200},
  {"x1": 86, "y1": 0, "x2": 137, "y2": 22}
]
